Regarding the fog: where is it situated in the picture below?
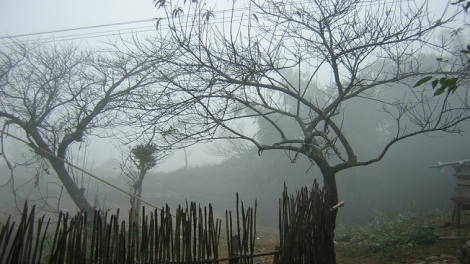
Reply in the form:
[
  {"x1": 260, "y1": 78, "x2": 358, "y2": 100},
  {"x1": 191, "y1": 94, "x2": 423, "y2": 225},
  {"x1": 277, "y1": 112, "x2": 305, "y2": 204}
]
[
  {"x1": 1, "y1": 122, "x2": 467, "y2": 227},
  {"x1": 0, "y1": 0, "x2": 468, "y2": 231},
  {"x1": 132, "y1": 127, "x2": 467, "y2": 226}
]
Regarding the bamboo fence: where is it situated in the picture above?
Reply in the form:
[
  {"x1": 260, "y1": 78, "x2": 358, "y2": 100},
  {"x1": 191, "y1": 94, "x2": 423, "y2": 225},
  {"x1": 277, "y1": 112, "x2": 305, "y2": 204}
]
[
  {"x1": 278, "y1": 180, "x2": 333, "y2": 264},
  {"x1": 1, "y1": 183, "x2": 330, "y2": 264},
  {"x1": 0, "y1": 196, "x2": 265, "y2": 264}
]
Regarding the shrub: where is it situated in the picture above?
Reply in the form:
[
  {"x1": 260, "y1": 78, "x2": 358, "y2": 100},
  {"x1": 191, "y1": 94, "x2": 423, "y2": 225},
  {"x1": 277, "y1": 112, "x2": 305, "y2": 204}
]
[{"x1": 336, "y1": 209, "x2": 445, "y2": 256}]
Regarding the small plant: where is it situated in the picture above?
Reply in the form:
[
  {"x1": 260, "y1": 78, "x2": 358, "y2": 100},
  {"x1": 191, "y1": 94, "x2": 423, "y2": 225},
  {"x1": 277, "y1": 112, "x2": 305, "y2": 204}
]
[{"x1": 336, "y1": 209, "x2": 446, "y2": 257}]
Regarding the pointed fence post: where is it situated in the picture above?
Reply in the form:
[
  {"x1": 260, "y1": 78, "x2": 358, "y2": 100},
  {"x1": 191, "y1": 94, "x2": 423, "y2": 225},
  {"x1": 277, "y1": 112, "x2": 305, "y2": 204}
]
[{"x1": 230, "y1": 235, "x2": 239, "y2": 264}]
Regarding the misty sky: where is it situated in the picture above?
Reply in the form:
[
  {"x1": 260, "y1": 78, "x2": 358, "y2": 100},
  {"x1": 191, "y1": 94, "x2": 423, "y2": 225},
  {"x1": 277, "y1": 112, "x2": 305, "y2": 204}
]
[
  {"x1": 1, "y1": 0, "x2": 158, "y2": 36},
  {"x1": 0, "y1": 0, "x2": 463, "y2": 172},
  {"x1": 0, "y1": 0, "x2": 247, "y2": 37},
  {"x1": 0, "y1": 0, "x2": 455, "y2": 37}
]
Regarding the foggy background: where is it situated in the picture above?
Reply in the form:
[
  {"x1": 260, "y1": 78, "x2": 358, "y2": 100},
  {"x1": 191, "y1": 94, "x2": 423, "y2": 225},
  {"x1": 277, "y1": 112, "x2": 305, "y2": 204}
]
[
  {"x1": 0, "y1": 0, "x2": 468, "y2": 229},
  {"x1": 1, "y1": 121, "x2": 468, "y2": 226}
]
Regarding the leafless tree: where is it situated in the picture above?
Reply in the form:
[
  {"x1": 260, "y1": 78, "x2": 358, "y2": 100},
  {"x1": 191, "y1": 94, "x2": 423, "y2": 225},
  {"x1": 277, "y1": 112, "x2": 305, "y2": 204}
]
[
  {"x1": 119, "y1": 127, "x2": 172, "y2": 223},
  {"x1": 152, "y1": 0, "x2": 470, "y2": 261},
  {"x1": 0, "y1": 38, "x2": 174, "y2": 217}
]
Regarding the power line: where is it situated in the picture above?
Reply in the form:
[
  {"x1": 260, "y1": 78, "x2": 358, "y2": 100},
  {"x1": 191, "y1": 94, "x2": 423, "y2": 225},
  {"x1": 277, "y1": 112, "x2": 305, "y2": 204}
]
[
  {"x1": 0, "y1": 3, "x2": 250, "y2": 41},
  {"x1": 0, "y1": 18, "x2": 159, "y2": 40},
  {"x1": 0, "y1": 11, "x2": 248, "y2": 47},
  {"x1": 0, "y1": 0, "x2": 436, "y2": 46}
]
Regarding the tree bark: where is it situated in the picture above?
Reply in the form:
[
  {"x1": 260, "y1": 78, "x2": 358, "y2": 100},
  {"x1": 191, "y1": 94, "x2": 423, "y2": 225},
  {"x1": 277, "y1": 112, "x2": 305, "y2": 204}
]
[
  {"x1": 26, "y1": 126, "x2": 96, "y2": 218},
  {"x1": 130, "y1": 167, "x2": 146, "y2": 224},
  {"x1": 47, "y1": 157, "x2": 95, "y2": 217},
  {"x1": 323, "y1": 170, "x2": 338, "y2": 264},
  {"x1": 134, "y1": 176, "x2": 144, "y2": 222}
]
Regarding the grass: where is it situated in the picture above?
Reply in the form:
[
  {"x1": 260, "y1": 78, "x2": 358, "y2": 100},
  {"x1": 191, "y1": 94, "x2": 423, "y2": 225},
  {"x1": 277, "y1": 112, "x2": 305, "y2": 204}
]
[{"x1": 335, "y1": 209, "x2": 448, "y2": 258}]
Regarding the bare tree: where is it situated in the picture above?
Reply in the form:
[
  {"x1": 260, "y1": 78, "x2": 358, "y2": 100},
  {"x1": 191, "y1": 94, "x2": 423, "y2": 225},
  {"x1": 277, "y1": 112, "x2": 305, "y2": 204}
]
[
  {"x1": 0, "y1": 38, "x2": 173, "y2": 217},
  {"x1": 119, "y1": 128, "x2": 171, "y2": 223},
  {"x1": 152, "y1": 0, "x2": 470, "y2": 262}
]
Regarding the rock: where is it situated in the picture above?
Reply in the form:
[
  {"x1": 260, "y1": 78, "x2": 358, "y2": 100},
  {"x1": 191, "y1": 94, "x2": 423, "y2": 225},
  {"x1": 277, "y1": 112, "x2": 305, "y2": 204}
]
[
  {"x1": 425, "y1": 256, "x2": 439, "y2": 262},
  {"x1": 414, "y1": 253, "x2": 459, "y2": 264}
]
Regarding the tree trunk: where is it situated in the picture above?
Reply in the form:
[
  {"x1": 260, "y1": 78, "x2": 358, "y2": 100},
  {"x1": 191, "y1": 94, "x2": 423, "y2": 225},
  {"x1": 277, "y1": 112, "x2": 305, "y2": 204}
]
[
  {"x1": 48, "y1": 157, "x2": 95, "y2": 218},
  {"x1": 25, "y1": 126, "x2": 96, "y2": 225},
  {"x1": 321, "y1": 168, "x2": 339, "y2": 264},
  {"x1": 135, "y1": 180, "x2": 143, "y2": 222},
  {"x1": 130, "y1": 168, "x2": 146, "y2": 225}
]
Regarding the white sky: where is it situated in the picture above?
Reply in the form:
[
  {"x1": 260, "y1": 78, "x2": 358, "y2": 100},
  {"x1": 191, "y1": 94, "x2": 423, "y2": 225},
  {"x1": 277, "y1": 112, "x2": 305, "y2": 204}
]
[
  {"x1": 0, "y1": 0, "x2": 159, "y2": 36},
  {"x1": 1, "y1": 1, "x2": 456, "y2": 37},
  {"x1": 0, "y1": 0, "x2": 238, "y2": 38}
]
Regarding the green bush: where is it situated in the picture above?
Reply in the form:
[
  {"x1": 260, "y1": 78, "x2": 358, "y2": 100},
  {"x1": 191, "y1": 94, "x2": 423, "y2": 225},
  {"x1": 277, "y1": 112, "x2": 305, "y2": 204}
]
[{"x1": 336, "y1": 209, "x2": 445, "y2": 256}]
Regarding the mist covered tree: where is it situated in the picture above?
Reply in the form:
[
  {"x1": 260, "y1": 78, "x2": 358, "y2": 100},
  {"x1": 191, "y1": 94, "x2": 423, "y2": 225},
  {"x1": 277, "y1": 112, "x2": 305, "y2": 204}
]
[
  {"x1": 150, "y1": 0, "x2": 470, "y2": 262},
  {"x1": 0, "y1": 39, "x2": 173, "y2": 216},
  {"x1": 126, "y1": 143, "x2": 157, "y2": 221},
  {"x1": 119, "y1": 128, "x2": 170, "y2": 222}
]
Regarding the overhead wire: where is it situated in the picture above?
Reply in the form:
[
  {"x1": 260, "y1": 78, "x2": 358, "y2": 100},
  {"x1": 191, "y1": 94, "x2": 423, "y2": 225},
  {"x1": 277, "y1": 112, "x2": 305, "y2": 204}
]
[
  {"x1": 0, "y1": 18, "x2": 159, "y2": 40},
  {"x1": 0, "y1": 0, "x2": 425, "y2": 47},
  {"x1": 0, "y1": 5, "x2": 249, "y2": 44}
]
